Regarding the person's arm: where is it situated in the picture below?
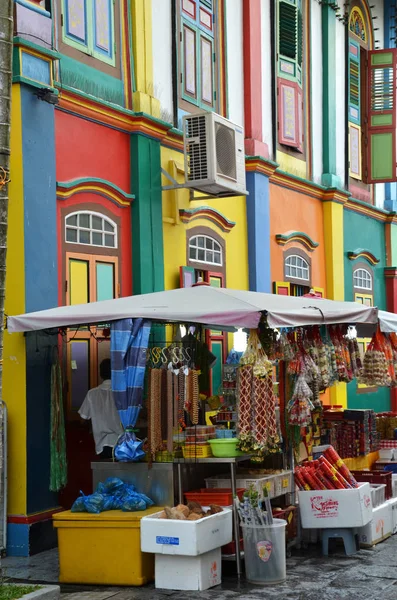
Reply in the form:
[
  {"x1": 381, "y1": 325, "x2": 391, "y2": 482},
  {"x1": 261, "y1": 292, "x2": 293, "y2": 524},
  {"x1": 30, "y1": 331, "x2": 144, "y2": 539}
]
[{"x1": 78, "y1": 393, "x2": 91, "y2": 421}]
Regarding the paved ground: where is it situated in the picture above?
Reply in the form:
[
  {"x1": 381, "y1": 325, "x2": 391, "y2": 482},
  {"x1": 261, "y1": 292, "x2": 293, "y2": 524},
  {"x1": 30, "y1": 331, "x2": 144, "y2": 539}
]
[{"x1": 3, "y1": 535, "x2": 397, "y2": 599}]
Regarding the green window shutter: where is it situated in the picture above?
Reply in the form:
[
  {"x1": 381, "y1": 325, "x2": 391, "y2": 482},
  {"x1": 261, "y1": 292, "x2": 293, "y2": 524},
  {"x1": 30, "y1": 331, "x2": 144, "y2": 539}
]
[
  {"x1": 181, "y1": 21, "x2": 199, "y2": 106},
  {"x1": 348, "y1": 40, "x2": 360, "y2": 125},
  {"x1": 92, "y1": 0, "x2": 116, "y2": 66},
  {"x1": 279, "y1": 1, "x2": 297, "y2": 60},
  {"x1": 278, "y1": 0, "x2": 302, "y2": 85},
  {"x1": 180, "y1": 0, "x2": 216, "y2": 110},
  {"x1": 297, "y1": 6, "x2": 303, "y2": 67},
  {"x1": 62, "y1": 0, "x2": 89, "y2": 51},
  {"x1": 199, "y1": 32, "x2": 215, "y2": 108},
  {"x1": 96, "y1": 262, "x2": 115, "y2": 302},
  {"x1": 365, "y1": 49, "x2": 397, "y2": 183}
]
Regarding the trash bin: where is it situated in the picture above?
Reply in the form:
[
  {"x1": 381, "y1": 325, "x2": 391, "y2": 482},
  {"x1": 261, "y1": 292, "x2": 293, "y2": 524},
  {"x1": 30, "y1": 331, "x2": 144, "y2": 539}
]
[{"x1": 242, "y1": 518, "x2": 287, "y2": 585}]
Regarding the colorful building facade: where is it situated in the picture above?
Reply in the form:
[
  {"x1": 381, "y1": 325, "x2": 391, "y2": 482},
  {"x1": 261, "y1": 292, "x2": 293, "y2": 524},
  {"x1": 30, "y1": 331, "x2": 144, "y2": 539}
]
[{"x1": 5, "y1": 0, "x2": 397, "y2": 555}]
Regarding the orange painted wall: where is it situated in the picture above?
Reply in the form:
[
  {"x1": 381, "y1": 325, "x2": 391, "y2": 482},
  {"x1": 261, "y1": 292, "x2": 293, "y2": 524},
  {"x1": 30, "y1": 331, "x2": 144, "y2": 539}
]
[{"x1": 269, "y1": 184, "x2": 327, "y2": 293}]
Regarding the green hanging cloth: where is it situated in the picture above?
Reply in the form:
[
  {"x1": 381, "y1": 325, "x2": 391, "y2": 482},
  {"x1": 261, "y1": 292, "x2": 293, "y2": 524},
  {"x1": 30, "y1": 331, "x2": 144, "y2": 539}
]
[{"x1": 50, "y1": 360, "x2": 67, "y2": 492}]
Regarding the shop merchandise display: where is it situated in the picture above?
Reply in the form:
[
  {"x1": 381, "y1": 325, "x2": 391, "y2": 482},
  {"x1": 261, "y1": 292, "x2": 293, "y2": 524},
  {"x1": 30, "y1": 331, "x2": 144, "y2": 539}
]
[
  {"x1": 237, "y1": 330, "x2": 280, "y2": 457},
  {"x1": 376, "y1": 412, "x2": 397, "y2": 440},
  {"x1": 142, "y1": 323, "x2": 397, "y2": 464},
  {"x1": 321, "y1": 408, "x2": 379, "y2": 458},
  {"x1": 71, "y1": 477, "x2": 154, "y2": 513},
  {"x1": 294, "y1": 446, "x2": 358, "y2": 491}
]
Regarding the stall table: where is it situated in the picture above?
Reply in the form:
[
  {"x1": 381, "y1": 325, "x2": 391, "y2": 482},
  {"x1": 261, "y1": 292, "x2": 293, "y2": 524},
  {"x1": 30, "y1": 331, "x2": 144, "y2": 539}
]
[{"x1": 174, "y1": 455, "x2": 252, "y2": 578}]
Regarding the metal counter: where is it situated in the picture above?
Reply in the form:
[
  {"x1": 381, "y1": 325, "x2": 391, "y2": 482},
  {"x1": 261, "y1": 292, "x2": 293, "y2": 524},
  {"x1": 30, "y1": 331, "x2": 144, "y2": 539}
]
[{"x1": 91, "y1": 460, "x2": 226, "y2": 507}]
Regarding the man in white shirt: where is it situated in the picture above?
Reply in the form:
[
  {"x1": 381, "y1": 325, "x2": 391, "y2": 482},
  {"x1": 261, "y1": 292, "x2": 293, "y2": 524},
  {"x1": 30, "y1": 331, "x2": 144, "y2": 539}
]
[{"x1": 79, "y1": 359, "x2": 123, "y2": 458}]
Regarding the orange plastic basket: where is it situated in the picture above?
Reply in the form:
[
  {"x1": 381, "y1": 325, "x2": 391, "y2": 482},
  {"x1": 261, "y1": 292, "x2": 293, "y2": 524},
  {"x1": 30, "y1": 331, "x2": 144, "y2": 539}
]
[{"x1": 184, "y1": 488, "x2": 245, "y2": 506}]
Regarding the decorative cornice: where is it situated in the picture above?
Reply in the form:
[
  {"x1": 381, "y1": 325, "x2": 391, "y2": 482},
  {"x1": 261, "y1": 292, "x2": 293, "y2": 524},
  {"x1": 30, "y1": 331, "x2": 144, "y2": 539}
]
[
  {"x1": 275, "y1": 231, "x2": 319, "y2": 252},
  {"x1": 245, "y1": 156, "x2": 279, "y2": 178},
  {"x1": 386, "y1": 212, "x2": 397, "y2": 225},
  {"x1": 322, "y1": 188, "x2": 350, "y2": 205},
  {"x1": 57, "y1": 178, "x2": 134, "y2": 207},
  {"x1": 13, "y1": 36, "x2": 60, "y2": 60},
  {"x1": 179, "y1": 206, "x2": 236, "y2": 232},
  {"x1": 347, "y1": 249, "x2": 380, "y2": 265},
  {"x1": 384, "y1": 267, "x2": 397, "y2": 279},
  {"x1": 345, "y1": 197, "x2": 389, "y2": 222},
  {"x1": 56, "y1": 88, "x2": 183, "y2": 150}
]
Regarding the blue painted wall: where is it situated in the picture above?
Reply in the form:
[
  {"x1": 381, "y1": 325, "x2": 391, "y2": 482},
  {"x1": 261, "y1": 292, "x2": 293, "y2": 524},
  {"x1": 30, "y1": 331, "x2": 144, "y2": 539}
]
[
  {"x1": 245, "y1": 171, "x2": 271, "y2": 292},
  {"x1": 21, "y1": 85, "x2": 58, "y2": 514}
]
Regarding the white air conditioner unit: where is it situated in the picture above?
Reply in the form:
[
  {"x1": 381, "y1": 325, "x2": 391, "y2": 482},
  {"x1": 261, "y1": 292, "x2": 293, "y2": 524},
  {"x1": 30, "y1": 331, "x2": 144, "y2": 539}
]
[{"x1": 183, "y1": 111, "x2": 247, "y2": 197}]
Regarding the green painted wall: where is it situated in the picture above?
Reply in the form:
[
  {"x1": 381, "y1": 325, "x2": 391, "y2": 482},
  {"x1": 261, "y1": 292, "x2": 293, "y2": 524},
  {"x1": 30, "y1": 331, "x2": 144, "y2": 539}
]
[
  {"x1": 131, "y1": 134, "x2": 164, "y2": 295},
  {"x1": 57, "y1": 56, "x2": 125, "y2": 106},
  {"x1": 343, "y1": 209, "x2": 389, "y2": 412},
  {"x1": 321, "y1": 4, "x2": 340, "y2": 188}
]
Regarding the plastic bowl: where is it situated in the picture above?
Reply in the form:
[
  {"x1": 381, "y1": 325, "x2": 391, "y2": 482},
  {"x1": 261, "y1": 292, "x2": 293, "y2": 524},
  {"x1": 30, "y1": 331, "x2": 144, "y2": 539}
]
[{"x1": 209, "y1": 438, "x2": 245, "y2": 457}]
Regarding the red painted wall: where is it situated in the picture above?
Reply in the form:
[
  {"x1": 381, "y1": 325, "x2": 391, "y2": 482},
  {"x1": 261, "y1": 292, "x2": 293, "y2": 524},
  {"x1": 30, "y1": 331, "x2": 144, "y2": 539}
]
[
  {"x1": 55, "y1": 111, "x2": 130, "y2": 190},
  {"x1": 55, "y1": 111, "x2": 132, "y2": 301}
]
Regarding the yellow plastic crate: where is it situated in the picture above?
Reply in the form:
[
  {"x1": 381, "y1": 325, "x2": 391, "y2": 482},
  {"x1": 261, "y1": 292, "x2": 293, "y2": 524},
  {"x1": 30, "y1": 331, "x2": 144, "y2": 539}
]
[
  {"x1": 155, "y1": 449, "x2": 183, "y2": 462},
  {"x1": 183, "y1": 444, "x2": 213, "y2": 458},
  {"x1": 53, "y1": 507, "x2": 161, "y2": 586}
]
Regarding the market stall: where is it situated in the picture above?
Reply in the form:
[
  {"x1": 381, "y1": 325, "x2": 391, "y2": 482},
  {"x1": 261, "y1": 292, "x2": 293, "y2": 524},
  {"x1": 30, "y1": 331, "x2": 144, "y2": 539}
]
[{"x1": 8, "y1": 286, "x2": 397, "y2": 588}]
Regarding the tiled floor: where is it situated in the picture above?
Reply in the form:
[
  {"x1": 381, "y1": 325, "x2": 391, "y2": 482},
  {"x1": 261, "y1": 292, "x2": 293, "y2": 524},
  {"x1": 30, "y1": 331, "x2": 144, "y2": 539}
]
[{"x1": 2, "y1": 536, "x2": 397, "y2": 599}]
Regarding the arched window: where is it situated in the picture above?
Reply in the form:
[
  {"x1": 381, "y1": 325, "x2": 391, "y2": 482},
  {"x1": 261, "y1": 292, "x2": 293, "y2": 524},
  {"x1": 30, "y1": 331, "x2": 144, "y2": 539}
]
[
  {"x1": 189, "y1": 235, "x2": 222, "y2": 266},
  {"x1": 65, "y1": 211, "x2": 117, "y2": 248},
  {"x1": 353, "y1": 267, "x2": 372, "y2": 291},
  {"x1": 285, "y1": 254, "x2": 310, "y2": 281}
]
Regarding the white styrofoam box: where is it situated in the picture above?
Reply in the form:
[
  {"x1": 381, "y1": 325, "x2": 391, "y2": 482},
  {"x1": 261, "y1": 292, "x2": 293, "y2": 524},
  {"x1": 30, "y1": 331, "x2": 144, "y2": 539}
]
[
  {"x1": 140, "y1": 507, "x2": 232, "y2": 556},
  {"x1": 370, "y1": 483, "x2": 386, "y2": 508},
  {"x1": 205, "y1": 474, "x2": 276, "y2": 498},
  {"x1": 298, "y1": 483, "x2": 373, "y2": 529},
  {"x1": 379, "y1": 448, "x2": 395, "y2": 461},
  {"x1": 274, "y1": 471, "x2": 293, "y2": 496},
  {"x1": 389, "y1": 497, "x2": 397, "y2": 534},
  {"x1": 358, "y1": 501, "x2": 392, "y2": 547},
  {"x1": 154, "y1": 548, "x2": 221, "y2": 591}
]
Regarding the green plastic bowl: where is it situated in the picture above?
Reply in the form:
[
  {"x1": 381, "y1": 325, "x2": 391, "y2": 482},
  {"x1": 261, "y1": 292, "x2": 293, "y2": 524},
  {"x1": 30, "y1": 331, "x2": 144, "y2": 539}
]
[{"x1": 209, "y1": 438, "x2": 245, "y2": 457}]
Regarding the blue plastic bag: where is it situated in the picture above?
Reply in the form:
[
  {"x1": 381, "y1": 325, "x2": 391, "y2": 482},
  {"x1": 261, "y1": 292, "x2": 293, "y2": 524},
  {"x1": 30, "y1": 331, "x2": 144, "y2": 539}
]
[
  {"x1": 121, "y1": 493, "x2": 147, "y2": 512},
  {"x1": 114, "y1": 431, "x2": 145, "y2": 462},
  {"x1": 71, "y1": 477, "x2": 154, "y2": 513},
  {"x1": 71, "y1": 495, "x2": 86, "y2": 513},
  {"x1": 84, "y1": 493, "x2": 106, "y2": 514}
]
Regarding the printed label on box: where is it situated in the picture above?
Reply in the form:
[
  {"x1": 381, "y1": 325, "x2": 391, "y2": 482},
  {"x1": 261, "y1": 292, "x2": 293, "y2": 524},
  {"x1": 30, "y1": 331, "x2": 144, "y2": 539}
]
[
  {"x1": 156, "y1": 536, "x2": 180, "y2": 545},
  {"x1": 282, "y1": 478, "x2": 289, "y2": 488},
  {"x1": 376, "y1": 519, "x2": 385, "y2": 534},
  {"x1": 257, "y1": 540, "x2": 272, "y2": 563},
  {"x1": 363, "y1": 494, "x2": 371, "y2": 508},
  {"x1": 310, "y1": 495, "x2": 339, "y2": 519},
  {"x1": 210, "y1": 560, "x2": 218, "y2": 585}
]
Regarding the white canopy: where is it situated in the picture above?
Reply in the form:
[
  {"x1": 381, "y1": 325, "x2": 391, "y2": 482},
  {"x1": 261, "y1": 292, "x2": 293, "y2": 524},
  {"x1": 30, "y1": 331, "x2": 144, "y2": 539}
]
[
  {"x1": 7, "y1": 286, "x2": 379, "y2": 333},
  {"x1": 378, "y1": 310, "x2": 397, "y2": 333}
]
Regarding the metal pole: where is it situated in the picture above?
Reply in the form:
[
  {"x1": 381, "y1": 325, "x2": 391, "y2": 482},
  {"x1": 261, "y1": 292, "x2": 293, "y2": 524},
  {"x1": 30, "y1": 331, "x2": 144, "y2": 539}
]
[
  {"x1": 177, "y1": 462, "x2": 183, "y2": 505},
  {"x1": 230, "y1": 461, "x2": 242, "y2": 577}
]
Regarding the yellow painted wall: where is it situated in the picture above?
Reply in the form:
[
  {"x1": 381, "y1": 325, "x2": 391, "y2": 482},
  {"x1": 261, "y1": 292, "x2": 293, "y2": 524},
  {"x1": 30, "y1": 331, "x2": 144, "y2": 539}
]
[
  {"x1": 131, "y1": 0, "x2": 160, "y2": 117},
  {"x1": 4, "y1": 85, "x2": 27, "y2": 515},
  {"x1": 323, "y1": 200, "x2": 347, "y2": 408},
  {"x1": 160, "y1": 146, "x2": 249, "y2": 293},
  {"x1": 276, "y1": 151, "x2": 307, "y2": 180}
]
